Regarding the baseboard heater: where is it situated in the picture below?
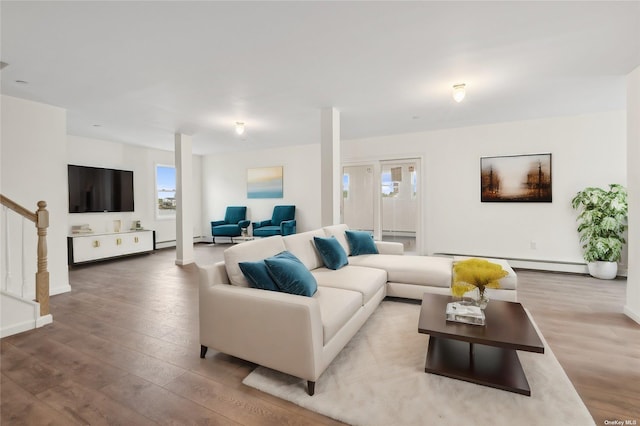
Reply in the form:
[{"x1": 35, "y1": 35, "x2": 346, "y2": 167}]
[{"x1": 433, "y1": 252, "x2": 594, "y2": 275}]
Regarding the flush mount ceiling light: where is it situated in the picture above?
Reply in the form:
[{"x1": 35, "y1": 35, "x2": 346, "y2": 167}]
[
  {"x1": 235, "y1": 121, "x2": 245, "y2": 135},
  {"x1": 452, "y1": 83, "x2": 466, "y2": 103}
]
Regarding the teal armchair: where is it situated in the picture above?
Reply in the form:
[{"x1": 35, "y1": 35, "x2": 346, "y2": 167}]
[
  {"x1": 211, "y1": 206, "x2": 250, "y2": 243},
  {"x1": 252, "y1": 205, "x2": 296, "y2": 237}
]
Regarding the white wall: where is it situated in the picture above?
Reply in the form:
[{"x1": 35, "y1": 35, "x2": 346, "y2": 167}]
[
  {"x1": 343, "y1": 111, "x2": 627, "y2": 272},
  {"x1": 67, "y1": 135, "x2": 202, "y2": 245},
  {"x1": 1, "y1": 95, "x2": 70, "y2": 296},
  {"x1": 625, "y1": 66, "x2": 640, "y2": 324},
  {"x1": 202, "y1": 144, "x2": 321, "y2": 237}
]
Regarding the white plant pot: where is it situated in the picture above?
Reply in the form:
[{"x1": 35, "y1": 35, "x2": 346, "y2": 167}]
[{"x1": 587, "y1": 261, "x2": 618, "y2": 280}]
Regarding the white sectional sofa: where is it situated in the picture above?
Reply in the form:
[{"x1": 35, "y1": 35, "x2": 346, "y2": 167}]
[{"x1": 198, "y1": 224, "x2": 517, "y2": 395}]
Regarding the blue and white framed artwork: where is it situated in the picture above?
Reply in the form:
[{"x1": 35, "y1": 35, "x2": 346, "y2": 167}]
[{"x1": 247, "y1": 166, "x2": 283, "y2": 199}]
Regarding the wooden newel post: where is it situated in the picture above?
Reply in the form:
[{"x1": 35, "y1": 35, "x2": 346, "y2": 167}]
[{"x1": 35, "y1": 200, "x2": 50, "y2": 316}]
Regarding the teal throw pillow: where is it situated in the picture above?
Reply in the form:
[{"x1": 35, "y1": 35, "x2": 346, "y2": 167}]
[
  {"x1": 313, "y1": 236, "x2": 349, "y2": 270},
  {"x1": 264, "y1": 255, "x2": 318, "y2": 297},
  {"x1": 345, "y1": 230, "x2": 379, "y2": 256},
  {"x1": 239, "y1": 251, "x2": 298, "y2": 292}
]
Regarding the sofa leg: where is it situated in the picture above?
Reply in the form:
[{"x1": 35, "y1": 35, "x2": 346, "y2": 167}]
[
  {"x1": 200, "y1": 345, "x2": 208, "y2": 358},
  {"x1": 307, "y1": 381, "x2": 315, "y2": 396},
  {"x1": 212, "y1": 237, "x2": 215, "y2": 244}
]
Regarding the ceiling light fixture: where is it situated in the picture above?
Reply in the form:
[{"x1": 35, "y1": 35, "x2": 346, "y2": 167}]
[
  {"x1": 452, "y1": 83, "x2": 466, "y2": 103},
  {"x1": 235, "y1": 121, "x2": 245, "y2": 135}
]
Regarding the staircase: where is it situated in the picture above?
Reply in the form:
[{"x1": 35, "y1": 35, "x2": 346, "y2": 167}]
[{"x1": 1, "y1": 195, "x2": 52, "y2": 337}]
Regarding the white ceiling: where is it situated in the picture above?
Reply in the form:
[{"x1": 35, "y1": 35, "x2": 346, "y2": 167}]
[{"x1": 1, "y1": 1, "x2": 639, "y2": 155}]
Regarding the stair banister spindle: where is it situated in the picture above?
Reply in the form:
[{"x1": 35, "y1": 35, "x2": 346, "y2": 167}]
[
  {"x1": 2, "y1": 205, "x2": 11, "y2": 293},
  {"x1": 35, "y1": 201, "x2": 49, "y2": 316},
  {"x1": 22, "y1": 215, "x2": 26, "y2": 298}
]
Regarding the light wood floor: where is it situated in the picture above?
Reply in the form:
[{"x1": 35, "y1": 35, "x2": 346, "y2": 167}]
[{"x1": 2, "y1": 244, "x2": 639, "y2": 425}]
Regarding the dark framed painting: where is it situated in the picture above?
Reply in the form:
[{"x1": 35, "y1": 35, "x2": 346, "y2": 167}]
[{"x1": 481, "y1": 153, "x2": 552, "y2": 202}]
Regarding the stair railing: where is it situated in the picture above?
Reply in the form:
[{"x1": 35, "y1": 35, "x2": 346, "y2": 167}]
[{"x1": 0, "y1": 195, "x2": 50, "y2": 316}]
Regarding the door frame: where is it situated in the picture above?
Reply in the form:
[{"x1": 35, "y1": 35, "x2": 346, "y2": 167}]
[{"x1": 341, "y1": 156, "x2": 424, "y2": 254}]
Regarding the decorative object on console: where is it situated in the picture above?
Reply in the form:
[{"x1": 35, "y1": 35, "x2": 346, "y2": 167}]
[
  {"x1": 252, "y1": 205, "x2": 296, "y2": 237},
  {"x1": 571, "y1": 183, "x2": 627, "y2": 279},
  {"x1": 452, "y1": 258, "x2": 508, "y2": 309},
  {"x1": 481, "y1": 153, "x2": 552, "y2": 202},
  {"x1": 71, "y1": 224, "x2": 92, "y2": 234},
  {"x1": 211, "y1": 206, "x2": 250, "y2": 244},
  {"x1": 113, "y1": 220, "x2": 121, "y2": 233},
  {"x1": 247, "y1": 166, "x2": 283, "y2": 199}
]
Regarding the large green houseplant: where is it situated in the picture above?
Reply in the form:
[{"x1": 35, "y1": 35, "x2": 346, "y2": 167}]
[{"x1": 570, "y1": 183, "x2": 627, "y2": 279}]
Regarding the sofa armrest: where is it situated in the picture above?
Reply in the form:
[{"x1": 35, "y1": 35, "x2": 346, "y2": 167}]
[
  {"x1": 375, "y1": 241, "x2": 404, "y2": 255},
  {"x1": 238, "y1": 219, "x2": 250, "y2": 229},
  {"x1": 281, "y1": 219, "x2": 296, "y2": 236},
  {"x1": 253, "y1": 220, "x2": 272, "y2": 229},
  {"x1": 211, "y1": 220, "x2": 225, "y2": 227},
  {"x1": 199, "y1": 283, "x2": 324, "y2": 381}
]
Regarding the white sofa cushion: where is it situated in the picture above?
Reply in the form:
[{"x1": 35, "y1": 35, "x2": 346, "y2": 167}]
[
  {"x1": 283, "y1": 230, "x2": 326, "y2": 270},
  {"x1": 322, "y1": 224, "x2": 351, "y2": 255},
  {"x1": 453, "y1": 256, "x2": 517, "y2": 290},
  {"x1": 314, "y1": 286, "x2": 362, "y2": 345},
  {"x1": 348, "y1": 254, "x2": 453, "y2": 288},
  {"x1": 223, "y1": 236, "x2": 287, "y2": 287},
  {"x1": 312, "y1": 265, "x2": 387, "y2": 305}
]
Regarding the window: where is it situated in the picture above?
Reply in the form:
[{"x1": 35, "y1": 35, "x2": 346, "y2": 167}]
[
  {"x1": 343, "y1": 173, "x2": 350, "y2": 199},
  {"x1": 156, "y1": 165, "x2": 176, "y2": 219}
]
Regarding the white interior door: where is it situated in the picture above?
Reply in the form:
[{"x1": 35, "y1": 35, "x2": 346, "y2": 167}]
[
  {"x1": 380, "y1": 160, "x2": 419, "y2": 253},
  {"x1": 342, "y1": 159, "x2": 421, "y2": 254},
  {"x1": 341, "y1": 164, "x2": 375, "y2": 231}
]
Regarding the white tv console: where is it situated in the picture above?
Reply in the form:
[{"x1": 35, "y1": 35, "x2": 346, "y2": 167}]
[{"x1": 67, "y1": 229, "x2": 155, "y2": 266}]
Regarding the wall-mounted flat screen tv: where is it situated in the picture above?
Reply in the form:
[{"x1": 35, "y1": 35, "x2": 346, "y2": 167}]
[{"x1": 68, "y1": 165, "x2": 134, "y2": 213}]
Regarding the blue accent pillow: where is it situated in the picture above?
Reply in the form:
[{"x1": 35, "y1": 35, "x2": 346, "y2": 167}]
[
  {"x1": 264, "y1": 255, "x2": 318, "y2": 297},
  {"x1": 239, "y1": 251, "x2": 298, "y2": 291},
  {"x1": 313, "y1": 236, "x2": 349, "y2": 270},
  {"x1": 345, "y1": 230, "x2": 379, "y2": 256}
]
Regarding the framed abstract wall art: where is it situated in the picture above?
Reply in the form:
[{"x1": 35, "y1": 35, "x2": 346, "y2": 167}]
[
  {"x1": 247, "y1": 166, "x2": 284, "y2": 199},
  {"x1": 480, "y1": 153, "x2": 552, "y2": 202}
]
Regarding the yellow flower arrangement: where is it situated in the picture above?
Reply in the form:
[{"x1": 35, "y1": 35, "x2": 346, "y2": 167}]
[{"x1": 452, "y1": 258, "x2": 508, "y2": 299}]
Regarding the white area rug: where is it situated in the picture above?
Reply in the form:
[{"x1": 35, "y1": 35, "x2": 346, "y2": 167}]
[{"x1": 243, "y1": 300, "x2": 595, "y2": 426}]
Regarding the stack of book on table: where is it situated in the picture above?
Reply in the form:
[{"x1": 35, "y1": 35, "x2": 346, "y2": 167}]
[
  {"x1": 71, "y1": 224, "x2": 93, "y2": 234},
  {"x1": 446, "y1": 301, "x2": 485, "y2": 326}
]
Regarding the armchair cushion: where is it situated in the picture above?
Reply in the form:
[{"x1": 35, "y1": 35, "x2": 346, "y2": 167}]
[
  {"x1": 225, "y1": 206, "x2": 247, "y2": 224},
  {"x1": 313, "y1": 236, "x2": 349, "y2": 270},
  {"x1": 253, "y1": 219, "x2": 273, "y2": 229},
  {"x1": 345, "y1": 230, "x2": 379, "y2": 256},
  {"x1": 265, "y1": 254, "x2": 318, "y2": 297},
  {"x1": 272, "y1": 205, "x2": 295, "y2": 225}
]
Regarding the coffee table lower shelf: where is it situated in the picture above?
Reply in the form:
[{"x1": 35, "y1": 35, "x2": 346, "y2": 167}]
[{"x1": 425, "y1": 336, "x2": 531, "y2": 396}]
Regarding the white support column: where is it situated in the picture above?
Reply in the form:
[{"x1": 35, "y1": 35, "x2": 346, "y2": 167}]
[
  {"x1": 175, "y1": 133, "x2": 194, "y2": 266},
  {"x1": 321, "y1": 107, "x2": 341, "y2": 226},
  {"x1": 625, "y1": 65, "x2": 640, "y2": 324}
]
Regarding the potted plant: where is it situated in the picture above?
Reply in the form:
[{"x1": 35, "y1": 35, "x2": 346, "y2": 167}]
[{"x1": 570, "y1": 184, "x2": 627, "y2": 279}]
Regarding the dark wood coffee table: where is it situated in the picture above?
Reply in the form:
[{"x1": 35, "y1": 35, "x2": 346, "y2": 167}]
[{"x1": 418, "y1": 293, "x2": 544, "y2": 396}]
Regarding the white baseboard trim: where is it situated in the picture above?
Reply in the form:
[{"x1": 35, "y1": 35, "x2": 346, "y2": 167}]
[
  {"x1": 624, "y1": 305, "x2": 640, "y2": 325},
  {"x1": 156, "y1": 236, "x2": 206, "y2": 250},
  {"x1": 1, "y1": 319, "x2": 36, "y2": 338},
  {"x1": 36, "y1": 314, "x2": 53, "y2": 327}
]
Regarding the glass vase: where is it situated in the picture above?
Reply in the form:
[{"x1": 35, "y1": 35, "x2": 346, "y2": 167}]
[{"x1": 475, "y1": 287, "x2": 489, "y2": 310}]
